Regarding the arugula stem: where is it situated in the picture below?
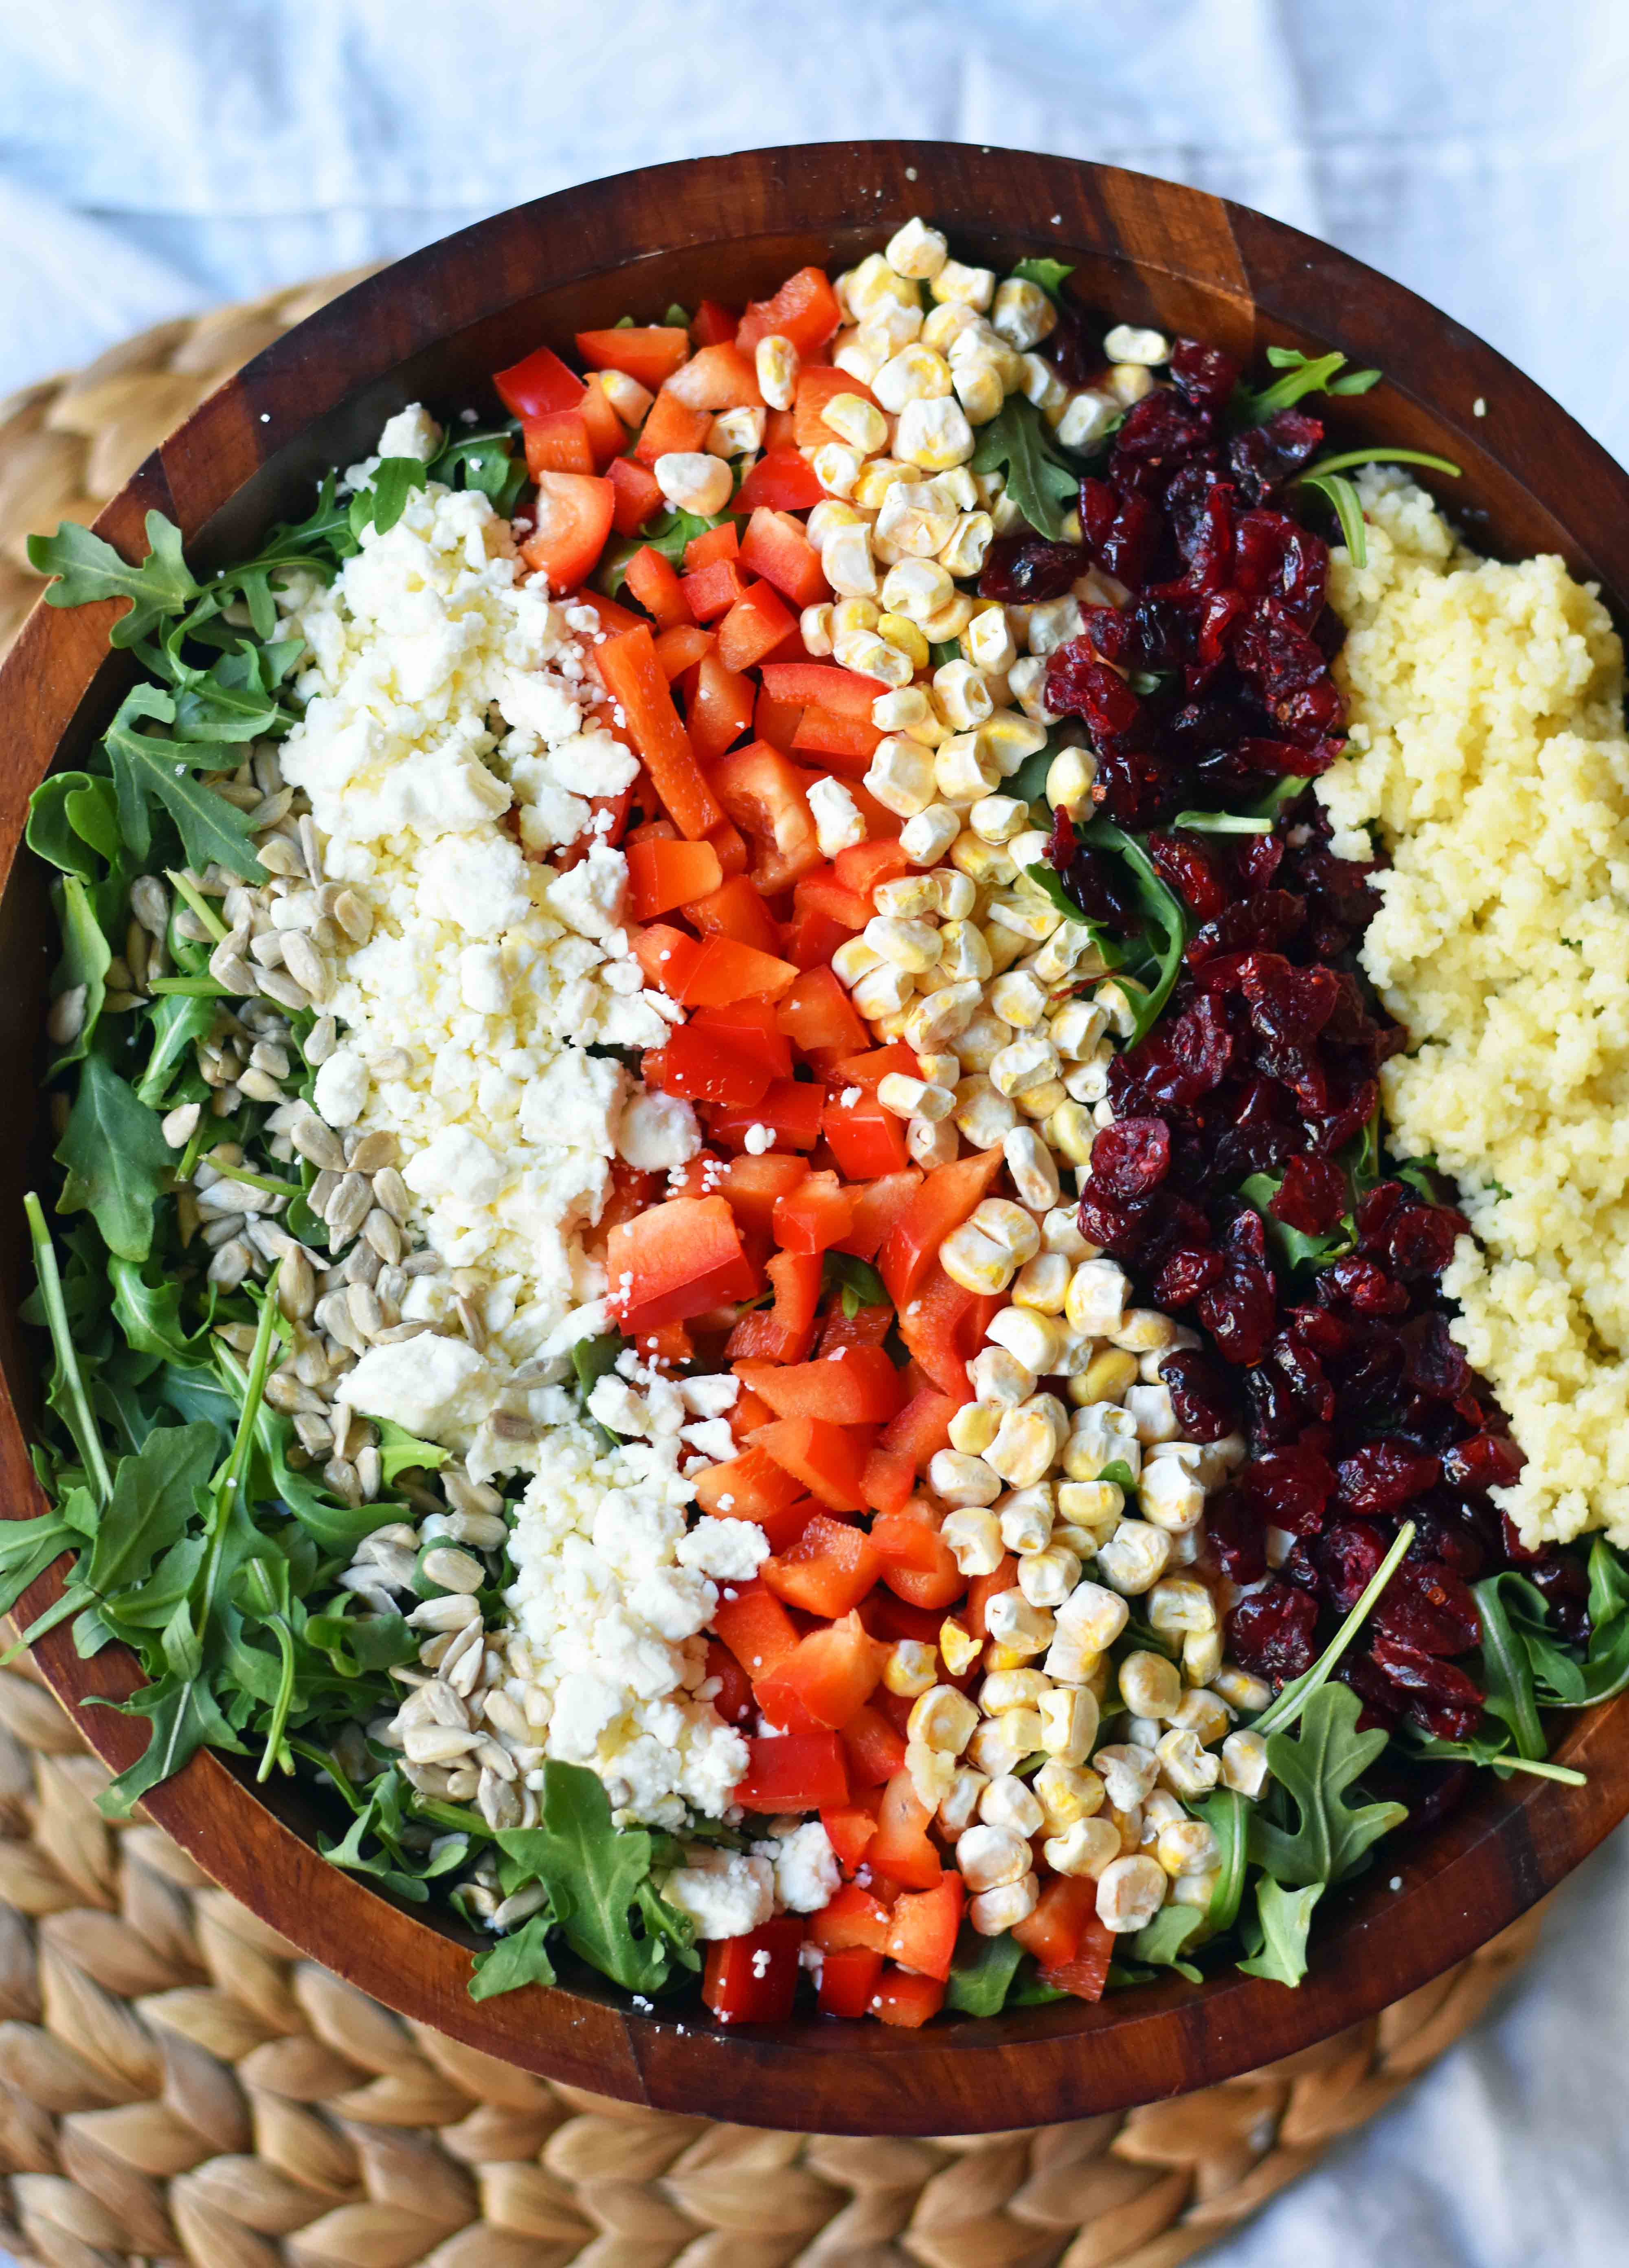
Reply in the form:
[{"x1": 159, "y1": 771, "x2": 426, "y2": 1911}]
[
  {"x1": 1302, "y1": 446, "x2": 1462, "y2": 480},
  {"x1": 206, "y1": 1161, "x2": 304, "y2": 1199},
  {"x1": 147, "y1": 976, "x2": 229, "y2": 998},
  {"x1": 1254, "y1": 1519, "x2": 1416, "y2": 1736},
  {"x1": 24, "y1": 1191, "x2": 113, "y2": 1507},
  {"x1": 197, "y1": 1271, "x2": 280, "y2": 1646},
  {"x1": 164, "y1": 868, "x2": 229, "y2": 945}
]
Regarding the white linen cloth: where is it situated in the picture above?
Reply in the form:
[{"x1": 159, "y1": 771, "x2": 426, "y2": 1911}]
[{"x1": 0, "y1": 4, "x2": 1626, "y2": 2261}]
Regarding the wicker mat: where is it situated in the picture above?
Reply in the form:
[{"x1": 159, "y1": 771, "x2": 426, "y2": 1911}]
[{"x1": 0, "y1": 281, "x2": 1547, "y2": 2268}]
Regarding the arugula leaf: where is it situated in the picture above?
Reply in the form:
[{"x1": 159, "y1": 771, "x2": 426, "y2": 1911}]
[
  {"x1": 1472, "y1": 1571, "x2": 1549, "y2": 1759},
  {"x1": 570, "y1": 1331, "x2": 629, "y2": 1445},
  {"x1": 373, "y1": 1419, "x2": 450, "y2": 1485},
  {"x1": 1129, "y1": 1902, "x2": 1207, "y2": 1979},
  {"x1": 1246, "y1": 348, "x2": 1381, "y2": 420},
  {"x1": 1238, "y1": 1877, "x2": 1323, "y2": 1985},
  {"x1": 1076, "y1": 820, "x2": 1188, "y2": 1045},
  {"x1": 491, "y1": 1763, "x2": 696, "y2": 1995},
  {"x1": 0, "y1": 1488, "x2": 97, "y2": 1619},
  {"x1": 1301, "y1": 445, "x2": 1461, "y2": 481},
  {"x1": 1199, "y1": 1787, "x2": 1249, "y2": 1933},
  {"x1": 1253, "y1": 1520, "x2": 1415, "y2": 1738},
  {"x1": 1009, "y1": 734, "x2": 1066, "y2": 808},
  {"x1": 598, "y1": 504, "x2": 729, "y2": 597},
  {"x1": 1169, "y1": 809, "x2": 1272, "y2": 835},
  {"x1": 135, "y1": 994, "x2": 219, "y2": 1108},
  {"x1": 1248, "y1": 1682, "x2": 1408, "y2": 1888},
  {"x1": 48, "y1": 877, "x2": 112, "y2": 1071},
  {"x1": 96, "y1": 1669, "x2": 248, "y2": 1817},
  {"x1": 1010, "y1": 257, "x2": 1073, "y2": 297},
  {"x1": 28, "y1": 512, "x2": 200, "y2": 644},
  {"x1": 944, "y1": 1924, "x2": 1024, "y2": 2015},
  {"x1": 469, "y1": 1912, "x2": 558, "y2": 1999},
  {"x1": 821, "y1": 1250, "x2": 890, "y2": 1320},
  {"x1": 27, "y1": 773, "x2": 122, "y2": 883},
  {"x1": 1098, "y1": 1457, "x2": 1139, "y2": 1492},
  {"x1": 1247, "y1": 775, "x2": 1314, "y2": 825},
  {"x1": 81, "y1": 1423, "x2": 217, "y2": 1598},
  {"x1": 1299, "y1": 470, "x2": 1367, "y2": 566},
  {"x1": 427, "y1": 424, "x2": 527, "y2": 516},
  {"x1": 1401, "y1": 1729, "x2": 1585, "y2": 1785},
  {"x1": 357, "y1": 457, "x2": 429, "y2": 538},
  {"x1": 972, "y1": 398, "x2": 1079, "y2": 541},
  {"x1": 101, "y1": 684, "x2": 266, "y2": 880},
  {"x1": 55, "y1": 1055, "x2": 174, "y2": 1263}
]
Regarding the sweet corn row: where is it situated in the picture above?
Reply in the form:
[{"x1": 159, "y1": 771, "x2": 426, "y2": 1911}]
[{"x1": 787, "y1": 242, "x2": 1269, "y2": 1942}]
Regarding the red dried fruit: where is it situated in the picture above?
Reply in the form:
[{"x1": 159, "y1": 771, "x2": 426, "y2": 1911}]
[
  {"x1": 1196, "y1": 1259, "x2": 1277, "y2": 1367},
  {"x1": 1228, "y1": 1580, "x2": 1319, "y2": 1683},
  {"x1": 1170, "y1": 338, "x2": 1242, "y2": 417},
  {"x1": 1088, "y1": 1116, "x2": 1172, "y2": 1201},
  {"x1": 1335, "y1": 1441, "x2": 1440, "y2": 1514},
  {"x1": 1238, "y1": 1445, "x2": 1336, "y2": 1536},
  {"x1": 1448, "y1": 1433, "x2": 1527, "y2": 1494},
  {"x1": 1270, "y1": 1154, "x2": 1348, "y2": 1235},
  {"x1": 977, "y1": 537, "x2": 1087, "y2": 603},
  {"x1": 1368, "y1": 1636, "x2": 1483, "y2": 1742},
  {"x1": 1159, "y1": 1346, "x2": 1240, "y2": 1442}
]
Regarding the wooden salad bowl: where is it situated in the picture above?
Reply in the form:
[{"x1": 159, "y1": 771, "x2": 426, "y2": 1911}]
[{"x1": 0, "y1": 144, "x2": 1625, "y2": 2136}]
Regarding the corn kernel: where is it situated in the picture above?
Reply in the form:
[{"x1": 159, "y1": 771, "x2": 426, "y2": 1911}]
[
  {"x1": 891, "y1": 804, "x2": 957, "y2": 870},
  {"x1": 1055, "y1": 388, "x2": 1120, "y2": 449},
  {"x1": 1118, "y1": 1650, "x2": 1183, "y2": 1723},
  {"x1": 932, "y1": 257, "x2": 997, "y2": 310},
  {"x1": 885, "y1": 215, "x2": 950, "y2": 281},
  {"x1": 984, "y1": 1400, "x2": 1065, "y2": 1491},
  {"x1": 963, "y1": 1201, "x2": 1036, "y2": 1265},
  {"x1": 1108, "y1": 361, "x2": 1156, "y2": 404},
  {"x1": 705, "y1": 405, "x2": 766, "y2": 460},
  {"x1": 1139, "y1": 1457, "x2": 1206, "y2": 1536},
  {"x1": 921, "y1": 299, "x2": 979, "y2": 352},
  {"x1": 1019, "y1": 1536, "x2": 1083, "y2": 1607},
  {"x1": 906, "y1": 1114, "x2": 958, "y2": 1169},
  {"x1": 873, "y1": 344, "x2": 954, "y2": 414},
  {"x1": 821, "y1": 521, "x2": 878, "y2": 599},
  {"x1": 847, "y1": 251, "x2": 922, "y2": 319},
  {"x1": 1008, "y1": 653, "x2": 1057, "y2": 723},
  {"x1": 979, "y1": 1667, "x2": 1051, "y2": 1716},
  {"x1": 937, "y1": 1763, "x2": 988, "y2": 1835},
  {"x1": 929, "y1": 1449, "x2": 1002, "y2": 1509},
  {"x1": 969, "y1": 1874, "x2": 1040, "y2": 1935},
  {"x1": 1183, "y1": 1626, "x2": 1223, "y2": 1687},
  {"x1": 1155, "y1": 1725, "x2": 1221, "y2": 1799},
  {"x1": 831, "y1": 935, "x2": 883, "y2": 988},
  {"x1": 865, "y1": 734, "x2": 937, "y2": 819},
  {"x1": 934, "y1": 1215, "x2": 1012, "y2": 1293},
  {"x1": 1097, "y1": 1519, "x2": 1171, "y2": 1598},
  {"x1": 1103, "y1": 322, "x2": 1170, "y2": 365},
  {"x1": 984, "y1": 1305, "x2": 1061, "y2": 1376},
  {"x1": 940, "y1": 1506, "x2": 1003, "y2": 1579},
  {"x1": 1038, "y1": 1818, "x2": 1116, "y2": 1882},
  {"x1": 1043, "y1": 744, "x2": 1096, "y2": 813},
  {"x1": 1147, "y1": 1578, "x2": 1218, "y2": 1643},
  {"x1": 1213, "y1": 1665, "x2": 1272, "y2": 1715},
  {"x1": 990, "y1": 277, "x2": 1057, "y2": 352},
  {"x1": 862, "y1": 914, "x2": 938, "y2": 974},
  {"x1": 793, "y1": 598, "x2": 836, "y2": 657},
  {"x1": 808, "y1": 776, "x2": 866, "y2": 860},
  {"x1": 1016, "y1": 351, "x2": 1069, "y2": 415},
  {"x1": 850, "y1": 962, "x2": 915, "y2": 1021},
  {"x1": 938, "y1": 511, "x2": 994, "y2": 582},
  {"x1": 1156, "y1": 1819, "x2": 1221, "y2": 1883},
  {"x1": 1221, "y1": 1727, "x2": 1270, "y2": 1798},
  {"x1": 909, "y1": 1683, "x2": 981, "y2": 1754},
  {"x1": 896, "y1": 395, "x2": 976, "y2": 471},
  {"x1": 1033, "y1": 1759, "x2": 1103, "y2": 1834},
  {"x1": 967, "y1": 1710, "x2": 1040, "y2": 1778},
  {"x1": 984, "y1": 1587, "x2": 1056, "y2": 1655},
  {"x1": 823, "y1": 391, "x2": 890, "y2": 454},
  {"x1": 653, "y1": 451, "x2": 733, "y2": 517},
  {"x1": 1012, "y1": 1251, "x2": 1070, "y2": 1318},
  {"x1": 832, "y1": 325, "x2": 889, "y2": 385},
  {"x1": 854, "y1": 455, "x2": 921, "y2": 511},
  {"x1": 905, "y1": 1739, "x2": 958, "y2": 1811},
  {"x1": 883, "y1": 1639, "x2": 940, "y2": 1699},
  {"x1": 969, "y1": 1345, "x2": 1036, "y2": 1409},
  {"x1": 951, "y1": 357, "x2": 1005, "y2": 426},
  {"x1": 922, "y1": 590, "x2": 978, "y2": 643},
  {"x1": 812, "y1": 440, "x2": 863, "y2": 499}
]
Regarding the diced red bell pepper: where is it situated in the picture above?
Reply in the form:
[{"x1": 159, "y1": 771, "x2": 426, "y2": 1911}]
[
  {"x1": 827, "y1": 1040, "x2": 921, "y2": 1092},
  {"x1": 793, "y1": 868, "x2": 872, "y2": 934},
  {"x1": 653, "y1": 622, "x2": 716, "y2": 679},
  {"x1": 817, "y1": 1299, "x2": 896, "y2": 1360},
  {"x1": 623, "y1": 542, "x2": 692, "y2": 631},
  {"x1": 664, "y1": 341, "x2": 764, "y2": 411},
  {"x1": 860, "y1": 1447, "x2": 916, "y2": 1517},
  {"x1": 633, "y1": 387, "x2": 713, "y2": 466},
  {"x1": 870, "y1": 1503, "x2": 964, "y2": 1610},
  {"x1": 606, "y1": 1194, "x2": 759, "y2": 1334},
  {"x1": 686, "y1": 651, "x2": 756, "y2": 763},
  {"x1": 836, "y1": 1169, "x2": 925, "y2": 1262},
  {"x1": 762, "y1": 1503, "x2": 880, "y2": 1602},
  {"x1": 1012, "y1": 1874, "x2": 1103, "y2": 1972},
  {"x1": 685, "y1": 520, "x2": 740, "y2": 571},
  {"x1": 870, "y1": 1967, "x2": 946, "y2": 2028},
  {"x1": 523, "y1": 409, "x2": 595, "y2": 476},
  {"x1": 493, "y1": 343, "x2": 586, "y2": 419},
  {"x1": 673, "y1": 933, "x2": 798, "y2": 1008},
  {"x1": 879, "y1": 1150, "x2": 1009, "y2": 1308},
  {"x1": 896, "y1": 1263, "x2": 1002, "y2": 1406},
  {"x1": 643, "y1": 1023, "x2": 772, "y2": 1108},
  {"x1": 771, "y1": 1171, "x2": 857, "y2": 1256},
  {"x1": 746, "y1": 1345, "x2": 905, "y2": 1428},
  {"x1": 702, "y1": 1915, "x2": 804, "y2": 2024},
  {"x1": 705, "y1": 813, "x2": 750, "y2": 879},
  {"x1": 719, "y1": 1152, "x2": 810, "y2": 1231},
  {"x1": 717, "y1": 579, "x2": 797, "y2": 675},
  {"x1": 709, "y1": 1077, "x2": 828, "y2": 1154},
  {"x1": 595, "y1": 624, "x2": 724, "y2": 842},
  {"x1": 518, "y1": 471, "x2": 615, "y2": 594},
  {"x1": 884, "y1": 1873, "x2": 965, "y2": 1982},
  {"x1": 817, "y1": 1945, "x2": 884, "y2": 2019},
  {"x1": 733, "y1": 1729, "x2": 851, "y2": 1813},
  {"x1": 775, "y1": 965, "x2": 869, "y2": 1059},
  {"x1": 782, "y1": 902, "x2": 858, "y2": 973},
  {"x1": 737, "y1": 266, "x2": 844, "y2": 358},
  {"x1": 860, "y1": 1591, "x2": 949, "y2": 1649},
  {"x1": 878, "y1": 1387, "x2": 959, "y2": 1474},
  {"x1": 579, "y1": 374, "x2": 627, "y2": 465},
  {"x1": 692, "y1": 298, "x2": 740, "y2": 348},
  {"x1": 608, "y1": 453, "x2": 665, "y2": 535},
  {"x1": 688, "y1": 873, "x2": 781, "y2": 953},
  {"x1": 626, "y1": 837, "x2": 722, "y2": 920},
  {"x1": 711, "y1": 742, "x2": 823, "y2": 895},
  {"x1": 821, "y1": 1094, "x2": 910, "y2": 1180},
  {"x1": 735, "y1": 446, "x2": 826, "y2": 513},
  {"x1": 754, "y1": 681, "x2": 806, "y2": 752},
  {"x1": 760, "y1": 661, "x2": 888, "y2": 718},
  {"x1": 725, "y1": 1248, "x2": 822, "y2": 1364},
  {"x1": 681, "y1": 555, "x2": 749, "y2": 623},
  {"x1": 690, "y1": 998, "x2": 793, "y2": 1080},
  {"x1": 793, "y1": 364, "x2": 880, "y2": 448},
  {"x1": 791, "y1": 707, "x2": 883, "y2": 778},
  {"x1": 834, "y1": 837, "x2": 915, "y2": 900},
  {"x1": 839, "y1": 1702, "x2": 909, "y2": 1789},
  {"x1": 738, "y1": 507, "x2": 830, "y2": 609},
  {"x1": 811, "y1": 1878, "x2": 893, "y2": 1952},
  {"x1": 577, "y1": 324, "x2": 691, "y2": 387},
  {"x1": 710, "y1": 1575, "x2": 802, "y2": 1679},
  {"x1": 869, "y1": 1771, "x2": 943, "y2": 1892},
  {"x1": 704, "y1": 1637, "x2": 755, "y2": 1727},
  {"x1": 632, "y1": 921, "x2": 700, "y2": 996},
  {"x1": 755, "y1": 1610, "x2": 884, "y2": 1732}
]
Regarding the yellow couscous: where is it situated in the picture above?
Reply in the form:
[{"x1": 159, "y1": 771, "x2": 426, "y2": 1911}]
[{"x1": 1322, "y1": 472, "x2": 1629, "y2": 1546}]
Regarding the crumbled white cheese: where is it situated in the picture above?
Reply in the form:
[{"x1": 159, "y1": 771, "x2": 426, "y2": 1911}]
[
  {"x1": 338, "y1": 1334, "x2": 494, "y2": 1445},
  {"x1": 661, "y1": 1846, "x2": 776, "y2": 1939},
  {"x1": 773, "y1": 1821, "x2": 842, "y2": 1913}
]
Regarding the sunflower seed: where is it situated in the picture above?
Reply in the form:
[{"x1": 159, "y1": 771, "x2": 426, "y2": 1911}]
[
  {"x1": 342, "y1": 1239, "x2": 381, "y2": 1289},
  {"x1": 248, "y1": 931, "x2": 286, "y2": 969},
  {"x1": 257, "y1": 835, "x2": 304, "y2": 878},
  {"x1": 252, "y1": 746, "x2": 284, "y2": 796},
  {"x1": 266, "y1": 1370, "x2": 327, "y2": 1417},
  {"x1": 308, "y1": 1171, "x2": 340, "y2": 1223},
  {"x1": 125, "y1": 923, "x2": 150, "y2": 991},
  {"x1": 408, "y1": 1592, "x2": 481, "y2": 1634},
  {"x1": 348, "y1": 1284, "x2": 383, "y2": 1342},
  {"x1": 305, "y1": 1013, "x2": 338, "y2": 1065},
  {"x1": 325, "y1": 1171, "x2": 372, "y2": 1246},
  {"x1": 161, "y1": 1102, "x2": 201, "y2": 1149},
  {"x1": 454, "y1": 1295, "x2": 487, "y2": 1353},
  {"x1": 332, "y1": 888, "x2": 373, "y2": 942},
  {"x1": 324, "y1": 1453, "x2": 362, "y2": 1504},
  {"x1": 421, "y1": 1545, "x2": 484, "y2": 1595},
  {"x1": 482, "y1": 1690, "x2": 530, "y2": 1742},
  {"x1": 291, "y1": 1114, "x2": 345, "y2": 1173},
  {"x1": 349, "y1": 1130, "x2": 397, "y2": 1173},
  {"x1": 293, "y1": 1413, "x2": 334, "y2": 1457},
  {"x1": 480, "y1": 1775, "x2": 525, "y2": 1835},
  {"x1": 199, "y1": 1213, "x2": 248, "y2": 1249},
  {"x1": 277, "y1": 1248, "x2": 316, "y2": 1321},
  {"x1": 250, "y1": 1040, "x2": 291, "y2": 1080},
  {"x1": 371, "y1": 1167, "x2": 411, "y2": 1224},
  {"x1": 402, "y1": 1722, "x2": 479, "y2": 1767},
  {"x1": 248, "y1": 788, "x2": 295, "y2": 833},
  {"x1": 367, "y1": 1713, "x2": 406, "y2": 1752},
  {"x1": 299, "y1": 815, "x2": 322, "y2": 882},
  {"x1": 491, "y1": 1413, "x2": 538, "y2": 1442},
  {"x1": 444, "y1": 1469, "x2": 504, "y2": 1521},
  {"x1": 371, "y1": 1047, "x2": 412, "y2": 1079},
  {"x1": 45, "y1": 987, "x2": 88, "y2": 1046},
  {"x1": 129, "y1": 875, "x2": 169, "y2": 936},
  {"x1": 279, "y1": 930, "x2": 331, "y2": 1000},
  {"x1": 362, "y1": 1208, "x2": 402, "y2": 1265},
  {"x1": 355, "y1": 1444, "x2": 382, "y2": 1501},
  {"x1": 371, "y1": 1321, "x2": 433, "y2": 1345},
  {"x1": 253, "y1": 967, "x2": 305, "y2": 1011},
  {"x1": 206, "y1": 1239, "x2": 255, "y2": 1290}
]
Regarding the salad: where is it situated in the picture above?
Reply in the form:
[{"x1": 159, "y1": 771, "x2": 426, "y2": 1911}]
[{"x1": 12, "y1": 217, "x2": 1629, "y2": 2033}]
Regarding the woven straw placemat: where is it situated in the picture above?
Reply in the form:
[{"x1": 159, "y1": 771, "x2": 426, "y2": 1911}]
[{"x1": 0, "y1": 279, "x2": 1546, "y2": 2268}]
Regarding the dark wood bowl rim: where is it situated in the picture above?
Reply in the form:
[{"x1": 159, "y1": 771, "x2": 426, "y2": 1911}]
[{"x1": 0, "y1": 143, "x2": 1625, "y2": 2135}]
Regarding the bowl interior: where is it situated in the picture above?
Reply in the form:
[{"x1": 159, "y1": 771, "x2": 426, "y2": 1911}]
[{"x1": 1, "y1": 143, "x2": 1626, "y2": 2134}]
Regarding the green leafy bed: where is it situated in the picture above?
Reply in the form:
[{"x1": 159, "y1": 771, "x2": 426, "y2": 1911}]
[{"x1": 2, "y1": 275, "x2": 1616, "y2": 2031}]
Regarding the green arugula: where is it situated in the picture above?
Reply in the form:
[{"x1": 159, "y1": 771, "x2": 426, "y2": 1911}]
[
  {"x1": 1129, "y1": 1901, "x2": 1207, "y2": 1980},
  {"x1": 54, "y1": 1054, "x2": 175, "y2": 1264},
  {"x1": 972, "y1": 397, "x2": 1080, "y2": 541},
  {"x1": 1010, "y1": 257, "x2": 1074, "y2": 298},
  {"x1": 29, "y1": 512, "x2": 200, "y2": 644},
  {"x1": 1254, "y1": 1521, "x2": 1416, "y2": 1738},
  {"x1": 944, "y1": 1924, "x2": 1025, "y2": 2015},
  {"x1": 469, "y1": 1911, "x2": 558, "y2": 1999},
  {"x1": 1245, "y1": 347, "x2": 1382, "y2": 421},
  {"x1": 598, "y1": 502, "x2": 731, "y2": 598},
  {"x1": 821, "y1": 1250, "x2": 890, "y2": 1320},
  {"x1": 1168, "y1": 809, "x2": 1273, "y2": 835},
  {"x1": 1247, "y1": 1683, "x2": 1408, "y2": 1888},
  {"x1": 1238, "y1": 1878, "x2": 1323, "y2": 1985},
  {"x1": 1075, "y1": 820, "x2": 1188, "y2": 1046},
  {"x1": 1238, "y1": 1169, "x2": 1355, "y2": 1273}
]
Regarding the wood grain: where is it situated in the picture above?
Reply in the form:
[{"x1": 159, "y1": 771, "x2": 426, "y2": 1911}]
[{"x1": 0, "y1": 142, "x2": 1626, "y2": 2135}]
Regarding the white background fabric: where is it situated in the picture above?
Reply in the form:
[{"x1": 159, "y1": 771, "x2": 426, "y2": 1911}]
[{"x1": 0, "y1": 3, "x2": 1625, "y2": 2260}]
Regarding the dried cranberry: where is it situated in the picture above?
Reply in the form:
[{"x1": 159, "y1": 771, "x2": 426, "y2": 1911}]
[
  {"x1": 1335, "y1": 1441, "x2": 1440, "y2": 1513},
  {"x1": 1447, "y1": 1433, "x2": 1527, "y2": 1495},
  {"x1": 1368, "y1": 1637, "x2": 1483, "y2": 1742},
  {"x1": 1160, "y1": 1346, "x2": 1240, "y2": 1442},
  {"x1": 1271, "y1": 1155, "x2": 1348, "y2": 1235},
  {"x1": 1229, "y1": 1580, "x2": 1319, "y2": 1683},
  {"x1": 1109, "y1": 389, "x2": 1214, "y2": 496},
  {"x1": 1227, "y1": 408, "x2": 1325, "y2": 503},
  {"x1": 1206, "y1": 1489, "x2": 1267, "y2": 1582},
  {"x1": 1170, "y1": 338, "x2": 1242, "y2": 417},
  {"x1": 1323, "y1": 1254, "x2": 1411, "y2": 1317},
  {"x1": 1374, "y1": 1559, "x2": 1481, "y2": 1654},
  {"x1": 1197, "y1": 1259, "x2": 1277, "y2": 1366},
  {"x1": 1238, "y1": 1445, "x2": 1336, "y2": 1535},
  {"x1": 977, "y1": 536, "x2": 1086, "y2": 603},
  {"x1": 1121, "y1": 993, "x2": 1235, "y2": 1109},
  {"x1": 1089, "y1": 1116, "x2": 1172, "y2": 1202},
  {"x1": 1152, "y1": 1245, "x2": 1224, "y2": 1307},
  {"x1": 1148, "y1": 830, "x2": 1228, "y2": 920},
  {"x1": 1401, "y1": 1314, "x2": 1471, "y2": 1402},
  {"x1": 1317, "y1": 1520, "x2": 1388, "y2": 1611},
  {"x1": 1045, "y1": 641, "x2": 1145, "y2": 739},
  {"x1": 1334, "y1": 1651, "x2": 1404, "y2": 1734},
  {"x1": 1524, "y1": 1554, "x2": 1592, "y2": 1644}
]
